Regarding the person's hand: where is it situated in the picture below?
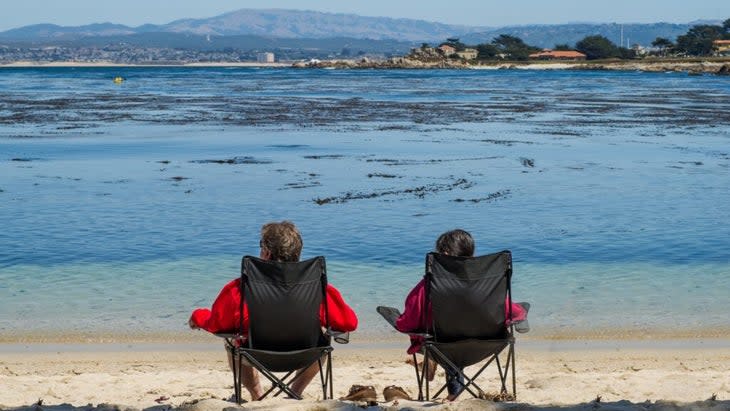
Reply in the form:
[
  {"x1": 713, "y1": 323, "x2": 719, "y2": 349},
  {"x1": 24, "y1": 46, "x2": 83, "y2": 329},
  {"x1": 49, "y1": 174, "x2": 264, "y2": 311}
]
[{"x1": 188, "y1": 318, "x2": 199, "y2": 329}]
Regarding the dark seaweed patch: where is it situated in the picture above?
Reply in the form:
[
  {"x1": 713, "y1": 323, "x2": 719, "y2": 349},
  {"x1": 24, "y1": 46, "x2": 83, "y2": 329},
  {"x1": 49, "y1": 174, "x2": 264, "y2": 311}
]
[
  {"x1": 157, "y1": 160, "x2": 171, "y2": 164},
  {"x1": 532, "y1": 129, "x2": 583, "y2": 137},
  {"x1": 314, "y1": 178, "x2": 472, "y2": 205},
  {"x1": 267, "y1": 144, "x2": 309, "y2": 149},
  {"x1": 11, "y1": 158, "x2": 42, "y2": 162},
  {"x1": 367, "y1": 173, "x2": 400, "y2": 178},
  {"x1": 281, "y1": 182, "x2": 322, "y2": 190},
  {"x1": 678, "y1": 161, "x2": 703, "y2": 166},
  {"x1": 452, "y1": 190, "x2": 511, "y2": 204},
  {"x1": 520, "y1": 158, "x2": 535, "y2": 168},
  {"x1": 303, "y1": 155, "x2": 345, "y2": 160},
  {"x1": 478, "y1": 139, "x2": 535, "y2": 146},
  {"x1": 366, "y1": 156, "x2": 498, "y2": 166},
  {"x1": 169, "y1": 176, "x2": 189, "y2": 181},
  {"x1": 192, "y1": 156, "x2": 272, "y2": 165}
]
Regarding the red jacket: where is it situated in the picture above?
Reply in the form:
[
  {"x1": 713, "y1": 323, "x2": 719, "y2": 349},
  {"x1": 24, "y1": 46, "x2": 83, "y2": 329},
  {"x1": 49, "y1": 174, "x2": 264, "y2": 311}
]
[
  {"x1": 395, "y1": 279, "x2": 527, "y2": 354},
  {"x1": 190, "y1": 278, "x2": 358, "y2": 334}
]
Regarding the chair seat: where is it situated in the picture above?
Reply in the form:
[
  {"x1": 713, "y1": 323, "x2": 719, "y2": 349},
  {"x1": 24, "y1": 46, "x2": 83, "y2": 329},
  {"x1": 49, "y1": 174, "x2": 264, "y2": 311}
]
[
  {"x1": 237, "y1": 345, "x2": 333, "y2": 372},
  {"x1": 426, "y1": 338, "x2": 512, "y2": 368}
]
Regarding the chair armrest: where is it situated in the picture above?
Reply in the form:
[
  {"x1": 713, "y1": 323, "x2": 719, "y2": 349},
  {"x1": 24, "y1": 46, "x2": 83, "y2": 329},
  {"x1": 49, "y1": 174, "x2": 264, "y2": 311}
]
[
  {"x1": 376, "y1": 306, "x2": 433, "y2": 339},
  {"x1": 376, "y1": 306, "x2": 401, "y2": 329},
  {"x1": 326, "y1": 329, "x2": 350, "y2": 344},
  {"x1": 513, "y1": 302, "x2": 530, "y2": 333}
]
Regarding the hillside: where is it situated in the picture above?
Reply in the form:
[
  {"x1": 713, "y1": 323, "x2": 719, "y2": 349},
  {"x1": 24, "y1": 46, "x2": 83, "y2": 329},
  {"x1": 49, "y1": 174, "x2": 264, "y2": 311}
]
[
  {"x1": 0, "y1": 9, "x2": 482, "y2": 42},
  {"x1": 460, "y1": 22, "x2": 701, "y2": 49}
]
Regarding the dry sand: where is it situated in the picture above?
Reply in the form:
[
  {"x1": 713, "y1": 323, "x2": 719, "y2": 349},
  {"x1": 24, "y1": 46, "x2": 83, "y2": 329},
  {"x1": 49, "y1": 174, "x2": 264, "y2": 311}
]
[{"x1": 1, "y1": 338, "x2": 729, "y2": 411}]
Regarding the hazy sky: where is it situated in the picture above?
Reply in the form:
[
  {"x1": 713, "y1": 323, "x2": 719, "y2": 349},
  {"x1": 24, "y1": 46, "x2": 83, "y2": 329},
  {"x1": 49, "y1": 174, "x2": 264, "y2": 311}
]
[{"x1": 1, "y1": 0, "x2": 729, "y2": 31}]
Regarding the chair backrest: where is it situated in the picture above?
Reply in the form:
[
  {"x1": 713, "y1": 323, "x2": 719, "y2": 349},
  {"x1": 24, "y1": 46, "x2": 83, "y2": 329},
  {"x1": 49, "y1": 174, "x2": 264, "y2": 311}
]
[
  {"x1": 241, "y1": 255, "x2": 329, "y2": 351},
  {"x1": 425, "y1": 251, "x2": 512, "y2": 341}
]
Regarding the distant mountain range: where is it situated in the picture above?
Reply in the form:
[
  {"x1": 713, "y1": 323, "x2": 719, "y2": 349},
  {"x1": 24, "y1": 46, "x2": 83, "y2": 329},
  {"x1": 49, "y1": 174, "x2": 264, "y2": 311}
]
[
  {"x1": 0, "y1": 9, "x2": 481, "y2": 42},
  {"x1": 0, "y1": 8, "x2": 722, "y2": 50}
]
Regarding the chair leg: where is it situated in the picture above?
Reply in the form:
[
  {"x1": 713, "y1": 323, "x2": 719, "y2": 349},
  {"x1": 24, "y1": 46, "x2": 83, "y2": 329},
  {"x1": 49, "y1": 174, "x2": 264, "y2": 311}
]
[
  {"x1": 317, "y1": 352, "x2": 333, "y2": 400},
  {"x1": 240, "y1": 352, "x2": 302, "y2": 400},
  {"x1": 511, "y1": 342, "x2": 517, "y2": 399},
  {"x1": 421, "y1": 348, "x2": 431, "y2": 401},
  {"x1": 226, "y1": 342, "x2": 242, "y2": 404},
  {"x1": 495, "y1": 354, "x2": 507, "y2": 394},
  {"x1": 412, "y1": 353, "x2": 424, "y2": 401}
]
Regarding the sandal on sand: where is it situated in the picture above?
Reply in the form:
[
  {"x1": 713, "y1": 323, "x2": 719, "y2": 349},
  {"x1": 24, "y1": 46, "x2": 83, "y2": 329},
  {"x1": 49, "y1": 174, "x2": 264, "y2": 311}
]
[
  {"x1": 383, "y1": 385, "x2": 412, "y2": 402},
  {"x1": 340, "y1": 384, "x2": 377, "y2": 402}
]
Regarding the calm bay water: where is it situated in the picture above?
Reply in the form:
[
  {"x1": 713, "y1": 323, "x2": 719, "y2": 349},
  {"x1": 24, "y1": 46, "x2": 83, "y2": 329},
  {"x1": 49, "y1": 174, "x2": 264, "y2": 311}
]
[{"x1": 0, "y1": 67, "x2": 729, "y2": 340}]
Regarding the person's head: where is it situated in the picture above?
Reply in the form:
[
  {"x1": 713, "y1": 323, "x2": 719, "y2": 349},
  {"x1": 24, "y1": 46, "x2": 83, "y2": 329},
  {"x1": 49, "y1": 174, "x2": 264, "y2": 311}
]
[
  {"x1": 259, "y1": 221, "x2": 303, "y2": 262},
  {"x1": 435, "y1": 229, "x2": 474, "y2": 257}
]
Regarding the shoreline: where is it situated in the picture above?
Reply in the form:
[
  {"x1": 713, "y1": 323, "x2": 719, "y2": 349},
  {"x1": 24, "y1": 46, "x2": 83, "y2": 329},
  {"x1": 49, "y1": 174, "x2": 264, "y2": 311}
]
[
  {"x1": 2, "y1": 337, "x2": 729, "y2": 353},
  {"x1": 1, "y1": 59, "x2": 729, "y2": 75},
  {"x1": 0, "y1": 61, "x2": 290, "y2": 68},
  {"x1": 2, "y1": 326, "x2": 729, "y2": 345}
]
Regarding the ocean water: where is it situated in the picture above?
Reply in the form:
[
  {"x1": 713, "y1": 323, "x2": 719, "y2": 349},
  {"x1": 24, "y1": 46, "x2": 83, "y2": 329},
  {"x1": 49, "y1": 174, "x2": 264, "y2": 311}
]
[{"x1": 0, "y1": 67, "x2": 729, "y2": 341}]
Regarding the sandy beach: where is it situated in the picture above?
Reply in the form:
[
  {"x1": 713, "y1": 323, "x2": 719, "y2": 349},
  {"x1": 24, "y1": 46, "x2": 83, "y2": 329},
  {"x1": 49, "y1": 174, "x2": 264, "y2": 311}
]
[{"x1": 1, "y1": 338, "x2": 728, "y2": 411}]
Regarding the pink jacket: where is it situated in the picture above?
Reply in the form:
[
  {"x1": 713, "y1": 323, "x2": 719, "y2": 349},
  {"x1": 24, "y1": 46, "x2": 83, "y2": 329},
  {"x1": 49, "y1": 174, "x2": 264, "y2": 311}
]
[{"x1": 395, "y1": 279, "x2": 527, "y2": 354}]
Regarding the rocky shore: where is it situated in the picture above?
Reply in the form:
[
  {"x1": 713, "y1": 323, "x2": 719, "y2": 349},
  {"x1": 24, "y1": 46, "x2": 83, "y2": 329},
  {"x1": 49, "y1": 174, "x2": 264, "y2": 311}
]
[{"x1": 293, "y1": 57, "x2": 730, "y2": 75}]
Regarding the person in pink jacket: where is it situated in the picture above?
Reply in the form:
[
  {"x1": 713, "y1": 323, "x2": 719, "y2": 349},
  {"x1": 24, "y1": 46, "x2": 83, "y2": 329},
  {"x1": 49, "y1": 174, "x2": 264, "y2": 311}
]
[{"x1": 395, "y1": 229, "x2": 528, "y2": 401}]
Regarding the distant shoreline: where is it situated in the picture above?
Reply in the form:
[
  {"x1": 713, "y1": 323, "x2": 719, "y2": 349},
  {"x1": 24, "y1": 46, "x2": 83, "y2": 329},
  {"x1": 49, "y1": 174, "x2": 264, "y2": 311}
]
[
  {"x1": 0, "y1": 61, "x2": 290, "y2": 68},
  {"x1": 295, "y1": 58, "x2": 730, "y2": 75},
  {"x1": 2, "y1": 59, "x2": 729, "y2": 75}
]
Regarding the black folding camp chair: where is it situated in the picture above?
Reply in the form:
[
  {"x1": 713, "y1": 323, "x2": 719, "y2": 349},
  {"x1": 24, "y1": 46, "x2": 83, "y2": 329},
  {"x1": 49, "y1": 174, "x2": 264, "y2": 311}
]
[
  {"x1": 218, "y1": 256, "x2": 342, "y2": 403},
  {"x1": 378, "y1": 251, "x2": 527, "y2": 401}
]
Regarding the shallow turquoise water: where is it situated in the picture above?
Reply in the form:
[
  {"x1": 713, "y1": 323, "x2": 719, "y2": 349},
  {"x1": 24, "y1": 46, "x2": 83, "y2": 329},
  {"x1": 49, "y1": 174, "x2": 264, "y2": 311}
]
[{"x1": 0, "y1": 68, "x2": 728, "y2": 339}]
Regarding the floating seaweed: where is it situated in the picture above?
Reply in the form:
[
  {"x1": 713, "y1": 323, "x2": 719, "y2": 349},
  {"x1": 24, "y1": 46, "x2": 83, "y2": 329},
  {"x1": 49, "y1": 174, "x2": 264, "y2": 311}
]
[
  {"x1": 451, "y1": 190, "x2": 511, "y2": 204},
  {"x1": 520, "y1": 158, "x2": 535, "y2": 168},
  {"x1": 191, "y1": 156, "x2": 272, "y2": 165},
  {"x1": 314, "y1": 179, "x2": 472, "y2": 205},
  {"x1": 303, "y1": 155, "x2": 345, "y2": 160}
]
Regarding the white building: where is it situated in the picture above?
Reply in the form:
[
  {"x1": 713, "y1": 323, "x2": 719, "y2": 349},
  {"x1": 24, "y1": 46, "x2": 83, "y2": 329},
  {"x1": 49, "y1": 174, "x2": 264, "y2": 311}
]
[{"x1": 256, "y1": 52, "x2": 275, "y2": 63}]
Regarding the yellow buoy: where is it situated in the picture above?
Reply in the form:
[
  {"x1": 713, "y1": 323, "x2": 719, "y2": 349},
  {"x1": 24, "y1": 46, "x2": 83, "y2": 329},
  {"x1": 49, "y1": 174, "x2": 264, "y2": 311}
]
[{"x1": 113, "y1": 76, "x2": 124, "y2": 84}]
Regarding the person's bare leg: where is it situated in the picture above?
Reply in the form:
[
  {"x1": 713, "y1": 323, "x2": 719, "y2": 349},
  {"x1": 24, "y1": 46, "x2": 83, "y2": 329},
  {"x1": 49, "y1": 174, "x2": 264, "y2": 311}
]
[
  {"x1": 405, "y1": 356, "x2": 438, "y2": 381},
  {"x1": 290, "y1": 358, "x2": 324, "y2": 397},
  {"x1": 227, "y1": 348, "x2": 263, "y2": 400}
]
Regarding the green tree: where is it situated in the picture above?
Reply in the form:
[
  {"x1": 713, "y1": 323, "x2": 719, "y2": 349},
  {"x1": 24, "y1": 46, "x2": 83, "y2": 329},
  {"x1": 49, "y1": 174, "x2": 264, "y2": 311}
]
[
  {"x1": 443, "y1": 37, "x2": 466, "y2": 51},
  {"x1": 491, "y1": 34, "x2": 540, "y2": 60},
  {"x1": 617, "y1": 47, "x2": 637, "y2": 59},
  {"x1": 651, "y1": 37, "x2": 674, "y2": 56},
  {"x1": 575, "y1": 35, "x2": 620, "y2": 60},
  {"x1": 675, "y1": 24, "x2": 723, "y2": 56},
  {"x1": 554, "y1": 44, "x2": 572, "y2": 51},
  {"x1": 723, "y1": 18, "x2": 730, "y2": 33},
  {"x1": 476, "y1": 43, "x2": 499, "y2": 60}
]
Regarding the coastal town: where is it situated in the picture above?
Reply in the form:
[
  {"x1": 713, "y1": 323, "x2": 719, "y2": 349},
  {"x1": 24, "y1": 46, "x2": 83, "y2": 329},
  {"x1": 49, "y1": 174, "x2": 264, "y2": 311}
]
[{"x1": 1, "y1": 19, "x2": 730, "y2": 73}]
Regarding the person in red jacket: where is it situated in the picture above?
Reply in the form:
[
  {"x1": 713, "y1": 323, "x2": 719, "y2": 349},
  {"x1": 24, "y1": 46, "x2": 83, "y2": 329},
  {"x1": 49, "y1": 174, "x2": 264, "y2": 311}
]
[
  {"x1": 395, "y1": 229, "x2": 527, "y2": 401},
  {"x1": 189, "y1": 221, "x2": 358, "y2": 400}
]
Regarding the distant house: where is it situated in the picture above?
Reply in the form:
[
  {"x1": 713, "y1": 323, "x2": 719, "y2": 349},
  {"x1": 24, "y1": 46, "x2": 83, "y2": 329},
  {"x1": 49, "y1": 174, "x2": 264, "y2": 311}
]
[
  {"x1": 456, "y1": 48, "x2": 478, "y2": 60},
  {"x1": 437, "y1": 44, "x2": 456, "y2": 56},
  {"x1": 529, "y1": 49, "x2": 587, "y2": 61},
  {"x1": 256, "y1": 52, "x2": 275, "y2": 63},
  {"x1": 713, "y1": 40, "x2": 730, "y2": 56}
]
